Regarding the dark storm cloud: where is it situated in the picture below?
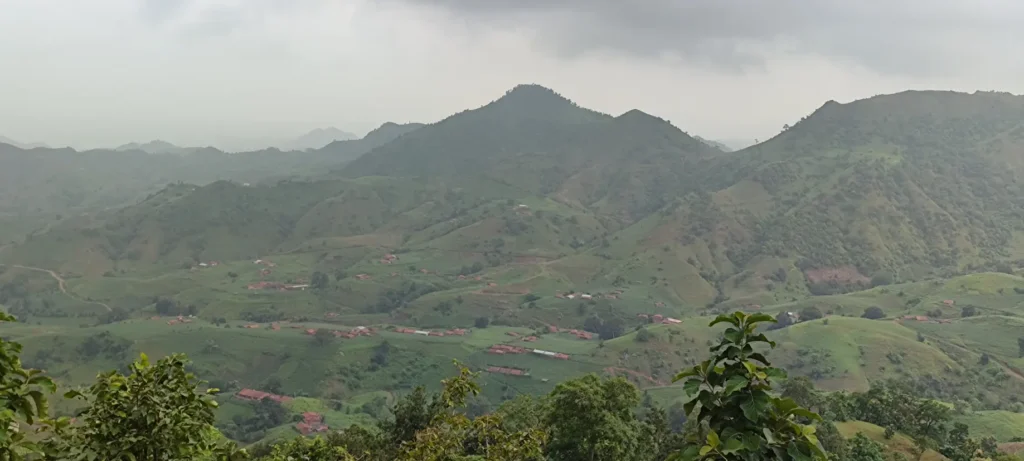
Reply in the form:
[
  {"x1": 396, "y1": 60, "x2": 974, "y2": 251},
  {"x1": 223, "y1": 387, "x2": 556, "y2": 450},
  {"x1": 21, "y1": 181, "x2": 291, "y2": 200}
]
[{"x1": 381, "y1": 0, "x2": 1023, "y2": 76}]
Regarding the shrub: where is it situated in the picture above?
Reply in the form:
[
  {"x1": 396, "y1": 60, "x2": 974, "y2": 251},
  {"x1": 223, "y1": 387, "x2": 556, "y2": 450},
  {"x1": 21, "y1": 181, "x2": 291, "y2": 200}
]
[{"x1": 862, "y1": 306, "x2": 885, "y2": 320}]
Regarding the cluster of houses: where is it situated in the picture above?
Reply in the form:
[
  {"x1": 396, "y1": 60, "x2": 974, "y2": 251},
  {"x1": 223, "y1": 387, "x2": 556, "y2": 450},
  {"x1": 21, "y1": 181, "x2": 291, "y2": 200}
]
[
  {"x1": 393, "y1": 327, "x2": 469, "y2": 337},
  {"x1": 899, "y1": 315, "x2": 952, "y2": 324},
  {"x1": 244, "y1": 323, "x2": 281, "y2": 330},
  {"x1": 296, "y1": 412, "x2": 328, "y2": 435},
  {"x1": 195, "y1": 261, "x2": 220, "y2": 269},
  {"x1": 253, "y1": 259, "x2": 276, "y2": 267},
  {"x1": 304, "y1": 326, "x2": 377, "y2": 339},
  {"x1": 486, "y1": 366, "x2": 528, "y2": 376},
  {"x1": 236, "y1": 389, "x2": 291, "y2": 403},
  {"x1": 355, "y1": 274, "x2": 372, "y2": 280},
  {"x1": 554, "y1": 289, "x2": 624, "y2": 301},
  {"x1": 637, "y1": 314, "x2": 682, "y2": 324},
  {"x1": 488, "y1": 344, "x2": 570, "y2": 360},
  {"x1": 546, "y1": 325, "x2": 594, "y2": 340},
  {"x1": 246, "y1": 281, "x2": 310, "y2": 291},
  {"x1": 153, "y1": 315, "x2": 194, "y2": 326},
  {"x1": 380, "y1": 254, "x2": 399, "y2": 264},
  {"x1": 456, "y1": 275, "x2": 484, "y2": 281}
]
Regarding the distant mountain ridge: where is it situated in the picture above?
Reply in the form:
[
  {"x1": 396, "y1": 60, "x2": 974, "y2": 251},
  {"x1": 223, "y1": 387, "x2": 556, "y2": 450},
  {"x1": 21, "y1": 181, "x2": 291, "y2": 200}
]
[
  {"x1": 0, "y1": 135, "x2": 48, "y2": 149},
  {"x1": 276, "y1": 127, "x2": 358, "y2": 151},
  {"x1": 115, "y1": 140, "x2": 215, "y2": 156}
]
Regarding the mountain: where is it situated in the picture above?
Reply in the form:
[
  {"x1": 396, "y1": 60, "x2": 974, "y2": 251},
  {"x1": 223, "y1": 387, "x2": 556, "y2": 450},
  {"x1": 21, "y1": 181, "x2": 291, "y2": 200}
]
[
  {"x1": 0, "y1": 135, "x2": 48, "y2": 149},
  {"x1": 9, "y1": 86, "x2": 1024, "y2": 451},
  {"x1": 276, "y1": 127, "x2": 359, "y2": 151},
  {"x1": 0, "y1": 123, "x2": 420, "y2": 243},
  {"x1": 342, "y1": 85, "x2": 718, "y2": 220},
  {"x1": 114, "y1": 140, "x2": 214, "y2": 155},
  {"x1": 694, "y1": 136, "x2": 733, "y2": 152},
  {"x1": 319, "y1": 122, "x2": 423, "y2": 161},
  {"x1": 9, "y1": 87, "x2": 1024, "y2": 305}
]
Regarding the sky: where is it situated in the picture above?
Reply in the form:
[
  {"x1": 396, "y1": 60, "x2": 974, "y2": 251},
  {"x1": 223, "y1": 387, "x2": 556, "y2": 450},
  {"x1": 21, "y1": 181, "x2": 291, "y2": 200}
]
[{"x1": 1, "y1": 0, "x2": 1023, "y2": 150}]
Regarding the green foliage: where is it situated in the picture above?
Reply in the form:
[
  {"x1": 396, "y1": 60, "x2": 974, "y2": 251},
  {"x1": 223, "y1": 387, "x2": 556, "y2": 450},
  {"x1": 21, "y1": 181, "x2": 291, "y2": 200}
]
[
  {"x1": 827, "y1": 381, "x2": 951, "y2": 446},
  {"x1": 671, "y1": 312, "x2": 825, "y2": 461},
  {"x1": 50, "y1": 353, "x2": 231, "y2": 460},
  {"x1": 0, "y1": 312, "x2": 57, "y2": 460},
  {"x1": 544, "y1": 374, "x2": 652, "y2": 461},
  {"x1": 861, "y1": 306, "x2": 885, "y2": 320},
  {"x1": 311, "y1": 271, "x2": 330, "y2": 290},
  {"x1": 847, "y1": 433, "x2": 886, "y2": 461},
  {"x1": 254, "y1": 437, "x2": 353, "y2": 461},
  {"x1": 799, "y1": 307, "x2": 823, "y2": 321}
]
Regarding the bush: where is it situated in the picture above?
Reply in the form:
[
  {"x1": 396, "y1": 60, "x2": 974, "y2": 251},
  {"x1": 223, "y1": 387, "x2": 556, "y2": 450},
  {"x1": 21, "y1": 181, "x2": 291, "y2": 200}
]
[
  {"x1": 862, "y1": 306, "x2": 885, "y2": 320},
  {"x1": 961, "y1": 305, "x2": 978, "y2": 318},
  {"x1": 800, "y1": 306, "x2": 823, "y2": 321},
  {"x1": 474, "y1": 317, "x2": 490, "y2": 328},
  {"x1": 870, "y1": 271, "x2": 894, "y2": 287},
  {"x1": 635, "y1": 328, "x2": 652, "y2": 343}
]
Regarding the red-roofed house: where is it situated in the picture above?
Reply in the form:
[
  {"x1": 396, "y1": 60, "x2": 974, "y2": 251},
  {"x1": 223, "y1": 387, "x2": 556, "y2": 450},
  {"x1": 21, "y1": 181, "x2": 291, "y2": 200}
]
[{"x1": 296, "y1": 412, "x2": 328, "y2": 435}]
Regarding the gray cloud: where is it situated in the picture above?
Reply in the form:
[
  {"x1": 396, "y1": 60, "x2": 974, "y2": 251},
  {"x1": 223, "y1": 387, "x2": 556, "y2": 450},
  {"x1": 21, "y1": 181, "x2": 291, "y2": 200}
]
[
  {"x1": 380, "y1": 0, "x2": 1024, "y2": 76},
  {"x1": 139, "y1": 0, "x2": 191, "y2": 24}
]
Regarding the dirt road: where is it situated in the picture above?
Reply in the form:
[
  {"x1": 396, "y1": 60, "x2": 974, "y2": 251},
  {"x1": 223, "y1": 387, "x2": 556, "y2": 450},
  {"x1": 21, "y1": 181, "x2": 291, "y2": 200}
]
[{"x1": 6, "y1": 264, "x2": 112, "y2": 312}]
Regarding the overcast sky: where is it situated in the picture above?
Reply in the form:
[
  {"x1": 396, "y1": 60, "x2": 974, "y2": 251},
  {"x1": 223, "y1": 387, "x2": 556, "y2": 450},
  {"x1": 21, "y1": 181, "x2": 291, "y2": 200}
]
[{"x1": 2, "y1": 0, "x2": 1023, "y2": 150}]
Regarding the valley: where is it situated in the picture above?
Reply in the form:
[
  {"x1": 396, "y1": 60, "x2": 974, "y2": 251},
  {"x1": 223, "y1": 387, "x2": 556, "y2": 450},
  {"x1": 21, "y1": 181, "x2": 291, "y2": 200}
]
[{"x1": 4, "y1": 85, "x2": 1024, "y2": 454}]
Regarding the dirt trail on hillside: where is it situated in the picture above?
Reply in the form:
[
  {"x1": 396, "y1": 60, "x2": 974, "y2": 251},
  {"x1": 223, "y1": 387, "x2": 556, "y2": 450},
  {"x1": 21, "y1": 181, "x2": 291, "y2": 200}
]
[{"x1": 7, "y1": 264, "x2": 112, "y2": 312}]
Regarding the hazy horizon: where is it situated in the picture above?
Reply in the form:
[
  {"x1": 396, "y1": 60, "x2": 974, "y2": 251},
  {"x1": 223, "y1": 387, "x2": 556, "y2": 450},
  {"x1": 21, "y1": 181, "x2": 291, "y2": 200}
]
[{"x1": 2, "y1": 0, "x2": 1022, "y2": 149}]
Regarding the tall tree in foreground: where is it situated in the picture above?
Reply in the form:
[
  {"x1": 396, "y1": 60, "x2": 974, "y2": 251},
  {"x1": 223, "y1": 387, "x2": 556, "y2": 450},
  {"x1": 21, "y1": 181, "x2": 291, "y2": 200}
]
[
  {"x1": 394, "y1": 362, "x2": 546, "y2": 461},
  {"x1": 0, "y1": 312, "x2": 57, "y2": 460},
  {"x1": 49, "y1": 353, "x2": 245, "y2": 461},
  {"x1": 672, "y1": 312, "x2": 826, "y2": 461},
  {"x1": 544, "y1": 374, "x2": 656, "y2": 461}
]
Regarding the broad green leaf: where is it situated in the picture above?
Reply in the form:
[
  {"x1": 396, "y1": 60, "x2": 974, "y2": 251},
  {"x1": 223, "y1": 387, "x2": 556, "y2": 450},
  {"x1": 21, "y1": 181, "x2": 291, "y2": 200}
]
[
  {"x1": 707, "y1": 430, "x2": 720, "y2": 448},
  {"x1": 709, "y1": 314, "x2": 739, "y2": 328},
  {"x1": 721, "y1": 437, "x2": 744, "y2": 455},
  {"x1": 673, "y1": 368, "x2": 701, "y2": 383}
]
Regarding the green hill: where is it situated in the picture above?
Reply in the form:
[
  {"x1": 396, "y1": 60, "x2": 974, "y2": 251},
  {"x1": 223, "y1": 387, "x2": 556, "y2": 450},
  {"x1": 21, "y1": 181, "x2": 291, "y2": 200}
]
[{"x1": 9, "y1": 85, "x2": 1024, "y2": 446}]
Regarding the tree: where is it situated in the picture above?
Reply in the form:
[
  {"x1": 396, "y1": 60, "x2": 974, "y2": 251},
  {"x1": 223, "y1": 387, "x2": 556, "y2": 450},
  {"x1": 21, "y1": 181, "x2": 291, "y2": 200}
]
[
  {"x1": 961, "y1": 305, "x2": 978, "y2": 318},
  {"x1": 847, "y1": 433, "x2": 886, "y2": 461},
  {"x1": 940, "y1": 423, "x2": 981, "y2": 461},
  {"x1": 263, "y1": 376, "x2": 283, "y2": 394},
  {"x1": 51, "y1": 353, "x2": 239, "y2": 460},
  {"x1": 598, "y1": 318, "x2": 625, "y2": 340},
  {"x1": 544, "y1": 374, "x2": 649, "y2": 461},
  {"x1": 314, "y1": 328, "x2": 334, "y2": 346},
  {"x1": 870, "y1": 271, "x2": 894, "y2": 287},
  {"x1": 1018, "y1": 337, "x2": 1024, "y2": 358},
  {"x1": 0, "y1": 312, "x2": 57, "y2": 460},
  {"x1": 311, "y1": 271, "x2": 330, "y2": 290},
  {"x1": 799, "y1": 306, "x2": 823, "y2": 321},
  {"x1": 862, "y1": 306, "x2": 885, "y2": 320},
  {"x1": 392, "y1": 362, "x2": 546, "y2": 461},
  {"x1": 474, "y1": 317, "x2": 490, "y2": 328},
  {"x1": 255, "y1": 436, "x2": 354, "y2": 460},
  {"x1": 155, "y1": 298, "x2": 178, "y2": 316},
  {"x1": 635, "y1": 327, "x2": 653, "y2": 343},
  {"x1": 672, "y1": 311, "x2": 825, "y2": 461}
]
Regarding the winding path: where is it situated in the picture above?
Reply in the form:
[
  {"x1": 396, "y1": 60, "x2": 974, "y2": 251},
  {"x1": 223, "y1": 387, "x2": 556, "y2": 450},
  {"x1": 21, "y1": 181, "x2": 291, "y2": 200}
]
[{"x1": 6, "y1": 264, "x2": 112, "y2": 312}]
